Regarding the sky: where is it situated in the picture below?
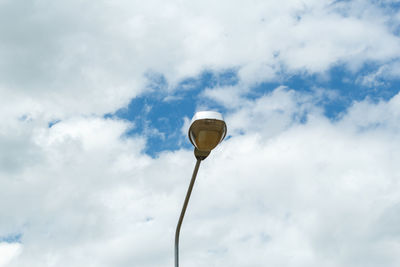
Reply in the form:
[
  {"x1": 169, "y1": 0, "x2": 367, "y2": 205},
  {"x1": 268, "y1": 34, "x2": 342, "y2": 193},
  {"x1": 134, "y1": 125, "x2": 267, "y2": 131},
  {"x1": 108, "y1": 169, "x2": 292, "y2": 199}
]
[{"x1": 1, "y1": 0, "x2": 400, "y2": 266}]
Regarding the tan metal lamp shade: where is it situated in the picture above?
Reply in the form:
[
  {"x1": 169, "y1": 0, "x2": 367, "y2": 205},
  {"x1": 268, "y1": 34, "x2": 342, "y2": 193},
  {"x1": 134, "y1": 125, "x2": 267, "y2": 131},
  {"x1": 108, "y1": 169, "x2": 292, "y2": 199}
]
[{"x1": 188, "y1": 111, "x2": 227, "y2": 152}]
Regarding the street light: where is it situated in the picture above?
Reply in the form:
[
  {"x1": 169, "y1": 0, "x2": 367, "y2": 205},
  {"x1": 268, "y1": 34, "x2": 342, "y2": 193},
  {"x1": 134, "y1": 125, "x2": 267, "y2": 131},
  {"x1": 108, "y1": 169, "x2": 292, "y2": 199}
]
[{"x1": 174, "y1": 111, "x2": 227, "y2": 267}]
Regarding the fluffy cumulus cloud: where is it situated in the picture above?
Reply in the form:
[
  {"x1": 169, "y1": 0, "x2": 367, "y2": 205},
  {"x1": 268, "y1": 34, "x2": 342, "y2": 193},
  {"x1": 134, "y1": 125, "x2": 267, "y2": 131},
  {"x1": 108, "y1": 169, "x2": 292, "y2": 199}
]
[
  {"x1": 1, "y1": 0, "x2": 400, "y2": 266},
  {"x1": 1, "y1": 0, "x2": 400, "y2": 118},
  {"x1": 2, "y1": 88, "x2": 400, "y2": 266}
]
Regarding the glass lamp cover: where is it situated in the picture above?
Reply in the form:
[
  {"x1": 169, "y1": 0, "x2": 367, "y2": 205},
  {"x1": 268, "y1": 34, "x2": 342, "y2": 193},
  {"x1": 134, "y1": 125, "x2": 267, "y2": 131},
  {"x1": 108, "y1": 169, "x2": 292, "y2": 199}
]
[{"x1": 189, "y1": 111, "x2": 227, "y2": 151}]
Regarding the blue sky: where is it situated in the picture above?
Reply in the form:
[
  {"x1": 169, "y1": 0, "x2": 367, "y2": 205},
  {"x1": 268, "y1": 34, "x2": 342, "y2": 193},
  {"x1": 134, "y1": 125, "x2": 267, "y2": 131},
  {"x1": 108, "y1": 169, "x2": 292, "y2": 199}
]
[
  {"x1": 110, "y1": 64, "x2": 400, "y2": 156},
  {"x1": 1, "y1": 0, "x2": 400, "y2": 266},
  {"x1": 108, "y1": 69, "x2": 238, "y2": 155}
]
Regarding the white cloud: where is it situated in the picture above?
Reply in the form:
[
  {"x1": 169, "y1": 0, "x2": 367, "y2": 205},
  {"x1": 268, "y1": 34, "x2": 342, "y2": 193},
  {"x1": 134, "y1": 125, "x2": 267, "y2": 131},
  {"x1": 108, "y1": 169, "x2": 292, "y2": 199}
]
[
  {"x1": 1, "y1": 0, "x2": 400, "y2": 266},
  {"x1": 223, "y1": 86, "x2": 321, "y2": 137},
  {"x1": 356, "y1": 60, "x2": 400, "y2": 87},
  {"x1": 0, "y1": 243, "x2": 22, "y2": 266},
  {"x1": 183, "y1": 89, "x2": 400, "y2": 266},
  {"x1": 0, "y1": 0, "x2": 399, "y2": 121},
  {"x1": 1, "y1": 87, "x2": 400, "y2": 266},
  {"x1": 201, "y1": 85, "x2": 250, "y2": 108}
]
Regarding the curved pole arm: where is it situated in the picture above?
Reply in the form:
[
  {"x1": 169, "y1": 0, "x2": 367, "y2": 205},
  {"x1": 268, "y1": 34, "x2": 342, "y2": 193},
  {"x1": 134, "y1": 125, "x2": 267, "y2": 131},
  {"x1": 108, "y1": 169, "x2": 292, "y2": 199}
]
[
  {"x1": 174, "y1": 148, "x2": 210, "y2": 267},
  {"x1": 174, "y1": 159, "x2": 200, "y2": 267}
]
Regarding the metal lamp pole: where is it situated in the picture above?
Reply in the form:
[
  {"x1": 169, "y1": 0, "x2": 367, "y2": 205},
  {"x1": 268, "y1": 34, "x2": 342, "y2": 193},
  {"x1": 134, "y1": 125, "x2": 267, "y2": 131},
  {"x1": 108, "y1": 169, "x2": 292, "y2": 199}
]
[
  {"x1": 174, "y1": 149, "x2": 209, "y2": 267},
  {"x1": 174, "y1": 111, "x2": 227, "y2": 267}
]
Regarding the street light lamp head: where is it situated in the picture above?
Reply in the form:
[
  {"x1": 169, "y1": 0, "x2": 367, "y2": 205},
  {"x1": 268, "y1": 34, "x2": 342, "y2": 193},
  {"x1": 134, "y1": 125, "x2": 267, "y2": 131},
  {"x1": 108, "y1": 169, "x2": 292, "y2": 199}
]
[
  {"x1": 188, "y1": 111, "x2": 227, "y2": 152},
  {"x1": 176, "y1": 111, "x2": 227, "y2": 267}
]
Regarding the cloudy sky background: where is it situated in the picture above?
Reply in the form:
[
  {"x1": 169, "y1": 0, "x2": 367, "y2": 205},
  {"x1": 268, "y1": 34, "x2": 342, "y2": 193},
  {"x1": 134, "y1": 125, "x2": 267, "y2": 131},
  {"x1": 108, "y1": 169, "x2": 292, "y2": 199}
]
[{"x1": 1, "y1": 0, "x2": 400, "y2": 266}]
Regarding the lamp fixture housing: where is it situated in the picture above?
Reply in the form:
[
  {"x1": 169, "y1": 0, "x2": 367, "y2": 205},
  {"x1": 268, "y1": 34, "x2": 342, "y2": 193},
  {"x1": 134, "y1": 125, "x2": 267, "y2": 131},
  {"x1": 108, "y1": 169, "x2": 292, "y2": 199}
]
[{"x1": 188, "y1": 111, "x2": 227, "y2": 152}]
